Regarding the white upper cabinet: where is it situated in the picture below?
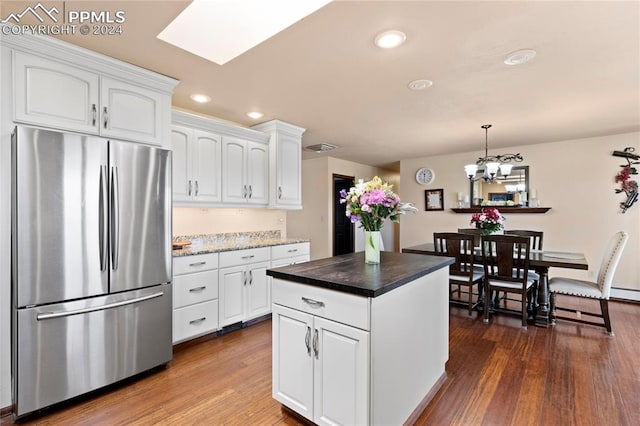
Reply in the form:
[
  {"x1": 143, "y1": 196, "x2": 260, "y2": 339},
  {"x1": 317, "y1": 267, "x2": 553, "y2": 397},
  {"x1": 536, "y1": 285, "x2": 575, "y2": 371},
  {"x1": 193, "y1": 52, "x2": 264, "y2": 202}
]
[
  {"x1": 222, "y1": 136, "x2": 269, "y2": 205},
  {"x1": 100, "y1": 77, "x2": 163, "y2": 145},
  {"x1": 252, "y1": 120, "x2": 306, "y2": 209},
  {"x1": 9, "y1": 35, "x2": 177, "y2": 147},
  {"x1": 171, "y1": 123, "x2": 222, "y2": 204},
  {"x1": 13, "y1": 51, "x2": 100, "y2": 135}
]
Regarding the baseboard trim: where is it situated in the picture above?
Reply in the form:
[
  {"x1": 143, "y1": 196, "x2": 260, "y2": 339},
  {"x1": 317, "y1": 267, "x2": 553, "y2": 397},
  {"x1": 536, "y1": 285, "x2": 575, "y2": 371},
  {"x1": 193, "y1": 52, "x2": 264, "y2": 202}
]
[
  {"x1": 1, "y1": 405, "x2": 12, "y2": 419},
  {"x1": 611, "y1": 287, "x2": 640, "y2": 302},
  {"x1": 404, "y1": 372, "x2": 448, "y2": 425}
]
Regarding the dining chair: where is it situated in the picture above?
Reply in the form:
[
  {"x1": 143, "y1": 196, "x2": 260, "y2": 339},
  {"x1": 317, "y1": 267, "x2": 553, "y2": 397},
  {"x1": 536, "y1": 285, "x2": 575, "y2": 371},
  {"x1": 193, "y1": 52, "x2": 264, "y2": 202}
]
[
  {"x1": 504, "y1": 230, "x2": 544, "y2": 250},
  {"x1": 549, "y1": 231, "x2": 628, "y2": 335},
  {"x1": 481, "y1": 234, "x2": 537, "y2": 328},
  {"x1": 434, "y1": 232, "x2": 484, "y2": 316},
  {"x1": 457, "y1": 228, "x2": 483, "y2": 247}
]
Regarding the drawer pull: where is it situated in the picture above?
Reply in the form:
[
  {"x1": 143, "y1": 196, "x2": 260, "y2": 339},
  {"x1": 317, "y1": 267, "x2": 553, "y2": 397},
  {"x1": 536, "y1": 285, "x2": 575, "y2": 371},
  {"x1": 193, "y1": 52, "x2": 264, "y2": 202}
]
[
  {"x1": 189, "y1": 261, "x2": 206, "y2": 267},
  {"x1": 302, "y1": 297, "x2": 325, "y2": 308},
  {"x1": 241, "y1": 255, "x2": 255, "y2": 260},
  {"x1": 189, "y1": 317, "x2": 206, "y2": 325},
  {"x1": 287, "y1": 249, "x2": 298, "y2": 253},
  {"x1": 189, "y1": 286, "x2": 206, "y2": 293}
]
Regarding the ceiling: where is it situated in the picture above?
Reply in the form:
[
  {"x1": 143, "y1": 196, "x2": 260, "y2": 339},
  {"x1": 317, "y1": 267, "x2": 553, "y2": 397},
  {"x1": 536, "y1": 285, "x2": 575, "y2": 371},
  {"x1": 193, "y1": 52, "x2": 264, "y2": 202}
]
[{"x1": 2, "y1": 1, "x2": 639, "y2": 168}]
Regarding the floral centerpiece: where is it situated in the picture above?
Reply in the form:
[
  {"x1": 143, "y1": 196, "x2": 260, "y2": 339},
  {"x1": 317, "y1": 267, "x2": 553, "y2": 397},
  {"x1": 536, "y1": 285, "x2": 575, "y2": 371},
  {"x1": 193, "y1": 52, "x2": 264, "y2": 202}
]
[
  {"x1": 470, "y1": 207, "x2": 505, "y2": 235},
  {"x1": 340, "y1": 176, "x2": 417, "y2": 263}
]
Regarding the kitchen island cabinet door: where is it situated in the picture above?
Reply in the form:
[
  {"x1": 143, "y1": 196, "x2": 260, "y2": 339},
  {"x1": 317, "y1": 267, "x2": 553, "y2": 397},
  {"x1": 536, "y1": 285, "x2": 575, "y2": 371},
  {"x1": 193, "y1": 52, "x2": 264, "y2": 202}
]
[
  {"x1": 313, "y1": 316, "x2": 369, "y2": 426},
  {"x1": 272, "y1": 304, "x2": 314, "y2": 420}
]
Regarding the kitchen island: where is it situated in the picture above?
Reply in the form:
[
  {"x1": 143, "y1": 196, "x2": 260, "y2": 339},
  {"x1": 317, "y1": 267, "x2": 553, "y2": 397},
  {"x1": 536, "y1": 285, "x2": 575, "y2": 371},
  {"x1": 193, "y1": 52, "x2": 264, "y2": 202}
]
[{"x1": 267, "y1": 251, "x2": 453, "y2": 425}]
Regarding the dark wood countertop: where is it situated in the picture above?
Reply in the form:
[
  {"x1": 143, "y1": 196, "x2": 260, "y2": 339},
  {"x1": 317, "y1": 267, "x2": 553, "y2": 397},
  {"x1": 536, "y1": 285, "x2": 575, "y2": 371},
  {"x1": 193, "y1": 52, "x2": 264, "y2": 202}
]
[{"x1": 266, "y1": 251, "x2": 453, "y2": 298}]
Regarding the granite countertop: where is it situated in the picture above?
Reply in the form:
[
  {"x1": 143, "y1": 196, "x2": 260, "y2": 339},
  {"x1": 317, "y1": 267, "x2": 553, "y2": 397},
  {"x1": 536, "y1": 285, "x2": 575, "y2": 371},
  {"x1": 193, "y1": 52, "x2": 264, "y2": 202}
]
[
  {"x1": 266, "y1": 251, "x2": 453, "y2": 298},
  {"x1": 172, "y1": 230, "x2": 309, "y2": 257}
]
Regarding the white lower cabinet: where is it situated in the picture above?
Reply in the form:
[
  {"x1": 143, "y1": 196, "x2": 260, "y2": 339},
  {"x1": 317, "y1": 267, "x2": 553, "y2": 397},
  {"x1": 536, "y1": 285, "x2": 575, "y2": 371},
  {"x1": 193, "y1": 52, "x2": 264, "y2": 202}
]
[
  {"x1": 219, "y1": 247, "x2": 271, "y2": 327},
  {"x1": 172, "y1": 253, "x2": 219, "y2": 343},
  {"x1": 272, "y1": 296, "x2": 369, "y2": 425}
]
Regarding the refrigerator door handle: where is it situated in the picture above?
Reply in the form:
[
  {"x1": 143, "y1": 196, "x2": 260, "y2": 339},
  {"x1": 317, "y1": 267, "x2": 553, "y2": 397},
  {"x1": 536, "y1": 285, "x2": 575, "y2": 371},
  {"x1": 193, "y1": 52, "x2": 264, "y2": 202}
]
[
  {"x1": 110, "y1": 166, "x2": 120, "y2": 270},
  {"x1": 99, "y1": 166, "x2": 108, "y2": 271},
  {"x1": 36, "y1": 291, "x2": 164, "y2": 321}
]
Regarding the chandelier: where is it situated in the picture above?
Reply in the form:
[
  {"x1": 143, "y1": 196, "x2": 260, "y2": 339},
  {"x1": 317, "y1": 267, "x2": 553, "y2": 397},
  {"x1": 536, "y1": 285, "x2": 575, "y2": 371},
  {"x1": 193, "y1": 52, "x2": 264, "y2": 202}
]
[{"x1": 464, "y1": 124, "x2": 523, "y2": 182}]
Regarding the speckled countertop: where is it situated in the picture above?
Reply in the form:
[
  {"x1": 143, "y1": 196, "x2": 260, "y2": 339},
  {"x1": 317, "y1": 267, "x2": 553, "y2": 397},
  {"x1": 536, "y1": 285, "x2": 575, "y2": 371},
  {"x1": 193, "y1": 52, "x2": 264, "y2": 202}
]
[{"x1": 173, "y1": 230, "x2": 309, "y2": 257}]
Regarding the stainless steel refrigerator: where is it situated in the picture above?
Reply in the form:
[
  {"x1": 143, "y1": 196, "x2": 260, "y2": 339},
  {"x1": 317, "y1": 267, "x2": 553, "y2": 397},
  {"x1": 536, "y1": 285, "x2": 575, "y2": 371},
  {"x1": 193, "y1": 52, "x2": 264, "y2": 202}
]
[{"x1": 11, "y1": 126, "x2": 173, "y2": 419}]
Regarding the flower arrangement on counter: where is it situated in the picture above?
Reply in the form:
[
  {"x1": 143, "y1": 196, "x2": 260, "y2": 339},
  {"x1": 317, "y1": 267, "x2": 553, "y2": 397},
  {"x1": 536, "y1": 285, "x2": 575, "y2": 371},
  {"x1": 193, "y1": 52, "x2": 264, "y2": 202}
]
[
  {"x1": 339, "y1": 176, "x2": 417, "y2": 231},
  {"x1": 470, "y1": 207, "x2": 505, "y2": 235}
]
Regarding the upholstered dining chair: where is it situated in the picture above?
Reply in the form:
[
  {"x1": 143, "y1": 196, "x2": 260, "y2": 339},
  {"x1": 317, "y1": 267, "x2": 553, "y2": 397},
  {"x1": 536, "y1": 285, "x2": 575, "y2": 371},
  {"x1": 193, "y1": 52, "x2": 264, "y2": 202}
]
[
  {"x1": 504, "y1": 230, "x2": 544, "y2": 251},
  {"x1": 549, "y1": 231, "x2": 628, "y2": 335},
  {"x1": 481, "y1": 234, "x2": 537, "y2": 328},
  {"x1": 434, "y1": 232, "x2": 484, "y2": 316},
  {"x1": 457, "y1": 228, "x2": 483, "y2": 248}
]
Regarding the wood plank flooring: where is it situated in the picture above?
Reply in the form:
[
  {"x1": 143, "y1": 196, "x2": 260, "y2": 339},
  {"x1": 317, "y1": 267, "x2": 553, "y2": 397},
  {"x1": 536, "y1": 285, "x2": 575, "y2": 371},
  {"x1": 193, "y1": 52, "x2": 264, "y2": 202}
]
[{"x1": 3, "y1": 295, "x2": 639, "y2": 425}]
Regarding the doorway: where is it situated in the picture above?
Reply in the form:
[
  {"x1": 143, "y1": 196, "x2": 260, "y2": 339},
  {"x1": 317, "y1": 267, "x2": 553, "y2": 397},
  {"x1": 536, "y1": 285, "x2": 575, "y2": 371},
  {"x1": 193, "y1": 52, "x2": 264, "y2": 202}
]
[{"x1": 333, "y1": 174, "x2": 354, "y2": 256}]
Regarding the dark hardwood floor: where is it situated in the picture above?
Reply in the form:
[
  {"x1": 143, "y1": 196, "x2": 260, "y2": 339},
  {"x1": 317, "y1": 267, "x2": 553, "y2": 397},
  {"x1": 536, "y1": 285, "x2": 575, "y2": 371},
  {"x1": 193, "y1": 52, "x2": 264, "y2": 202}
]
[{"x1": 3, "y1": 296, "x2": 639, "y2": 425}]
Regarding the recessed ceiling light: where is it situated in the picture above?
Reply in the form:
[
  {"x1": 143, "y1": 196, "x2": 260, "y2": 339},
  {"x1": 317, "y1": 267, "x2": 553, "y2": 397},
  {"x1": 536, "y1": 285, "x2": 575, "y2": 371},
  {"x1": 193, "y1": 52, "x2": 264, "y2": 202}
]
[
  {"x1": 247, "y1": 111, "x2": 264, "y2": 120},
  {"x1": 190, "y1": 93, "x2": 211, "y2": 103},
  {"x1": 374, "y1": 30, "x2": 406, "y2": 49},
  {"x1": 408, "y1": 79, "x2": 433, "y2": 91},
  {"x1": 504, "y1": 49, "x2": 537, "y2": 66}
]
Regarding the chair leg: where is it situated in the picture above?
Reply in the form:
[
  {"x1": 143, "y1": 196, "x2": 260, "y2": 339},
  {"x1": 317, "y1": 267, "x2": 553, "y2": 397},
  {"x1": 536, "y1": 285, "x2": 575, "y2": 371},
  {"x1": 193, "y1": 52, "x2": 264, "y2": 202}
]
[
  {"x1": 550, "y1": 292, "x2": 556, "y2": 325},
  {"x1": 600, "y1": 299, "x2": 613, "y2": 335},
  {"x1": 521, "y1": 289, "x2": 527, "y2": 328},
  {"x1": 483, "y1": 285, "x2": 490, "y2": 323},
  {"x1": 468, "y1": 284, "x2": 473, "y2": 316}
]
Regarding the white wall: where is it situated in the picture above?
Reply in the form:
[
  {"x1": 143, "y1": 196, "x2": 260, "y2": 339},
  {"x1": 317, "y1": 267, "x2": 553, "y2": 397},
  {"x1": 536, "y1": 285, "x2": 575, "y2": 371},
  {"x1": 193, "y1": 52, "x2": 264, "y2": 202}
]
[
  {"x1": 287, "y1": 156, "x2": 388, "y2": 259},
  {"x1": 400, "y1": 131, "x2": 640, "y2": 292},
  {"x1": 173, "y1": 208, "x2": 287, "y2": 237}
]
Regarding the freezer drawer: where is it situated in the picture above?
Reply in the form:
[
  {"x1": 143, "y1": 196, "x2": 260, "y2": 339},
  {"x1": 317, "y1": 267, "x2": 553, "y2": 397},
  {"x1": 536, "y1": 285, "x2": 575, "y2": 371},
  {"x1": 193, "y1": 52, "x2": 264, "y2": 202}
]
[{"x1": 13, "y1": 284, "x2": 172, "y2": 418}]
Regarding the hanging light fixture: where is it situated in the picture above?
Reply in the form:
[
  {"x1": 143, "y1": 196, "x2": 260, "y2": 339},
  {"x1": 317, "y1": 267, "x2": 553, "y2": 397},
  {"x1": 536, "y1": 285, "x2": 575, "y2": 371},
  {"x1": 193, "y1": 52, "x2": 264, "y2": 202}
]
[{"x1": 464, "y1": 124, "x2": 523, "y2": 182}]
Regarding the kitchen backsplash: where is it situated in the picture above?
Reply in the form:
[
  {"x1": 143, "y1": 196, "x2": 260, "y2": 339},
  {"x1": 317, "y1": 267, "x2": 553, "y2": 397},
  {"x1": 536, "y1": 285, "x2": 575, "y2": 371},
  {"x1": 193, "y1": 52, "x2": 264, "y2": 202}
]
[{"x1": 173, "y1": 207, "x2": 287, "y2": 237}]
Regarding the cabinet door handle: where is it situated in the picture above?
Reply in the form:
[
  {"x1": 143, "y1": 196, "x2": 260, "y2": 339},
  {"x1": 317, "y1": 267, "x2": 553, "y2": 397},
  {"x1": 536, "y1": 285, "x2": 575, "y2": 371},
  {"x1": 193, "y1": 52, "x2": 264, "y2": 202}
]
[
  {"x1": 243, "y1": 185, "x2": 247, "y2": 198},
  {"x1": 188, "y1": 261, "x2": 206, "y2": 267},
  {"x1": 243, "y1": 271, "x2": 247, "y2": 286},
  {"x1": 313, "y1": 329, "x2": 319, "y2": 359},
  {"x1": 278, "y1": 186, "x2": 283, "y2": 199},
  {"x1": 188, "y1": 180, "x2": 192, "y2": 196},
  {"x1": 305, "y1": 326, "x2": 311, "y2": 356},
  {"x1": 189, "y1": 286, "x2": 206, "y2": 293},
  {"x1": 287, "y1": 249, "x2": 298, "y2": 253},
  {"x1": 249, "y1": 185, "x2": 252, "y2": 199},
  {"x1": 302, "y1": 297, "x2": 325, "y2": 308},
  {"x1": 195, "y1": 180, "x2": 199, "y2": 196},
  {"x1": 103, "y1": 106, "x2": 108, "y2": 128},
  {"x1": 189, "y1": 317, "x2": 206, "y2": 325},
  {"x1": 249, "y1": 270, "x2": 253, "y2": 285},
  {"x1": 91, "y1": 104, "x2": 97, "y2": 126},
  {"x1": 241, "y1": 255, "x2": 255, "y2": 260}
]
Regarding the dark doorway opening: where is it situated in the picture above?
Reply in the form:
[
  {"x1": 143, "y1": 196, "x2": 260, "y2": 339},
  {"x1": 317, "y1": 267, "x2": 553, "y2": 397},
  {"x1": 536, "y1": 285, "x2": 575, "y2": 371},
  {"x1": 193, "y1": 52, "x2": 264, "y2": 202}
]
[{"x1": 333, "y1": 174, "x2": 355, "y2": 256}]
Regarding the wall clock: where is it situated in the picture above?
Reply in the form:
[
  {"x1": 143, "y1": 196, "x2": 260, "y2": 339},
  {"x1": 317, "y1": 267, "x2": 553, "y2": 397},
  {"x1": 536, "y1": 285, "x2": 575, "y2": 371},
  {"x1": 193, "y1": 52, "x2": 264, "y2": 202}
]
[{"x1": 415, "y1": 167, "x2": 435, "y2": 185}]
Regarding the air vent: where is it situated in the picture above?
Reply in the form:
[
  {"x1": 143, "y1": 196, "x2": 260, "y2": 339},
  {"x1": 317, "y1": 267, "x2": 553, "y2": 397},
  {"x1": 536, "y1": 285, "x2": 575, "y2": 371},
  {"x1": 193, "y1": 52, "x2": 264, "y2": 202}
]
[{"x1": 305, "y1": 143, "x2": 337, "y2": 153}]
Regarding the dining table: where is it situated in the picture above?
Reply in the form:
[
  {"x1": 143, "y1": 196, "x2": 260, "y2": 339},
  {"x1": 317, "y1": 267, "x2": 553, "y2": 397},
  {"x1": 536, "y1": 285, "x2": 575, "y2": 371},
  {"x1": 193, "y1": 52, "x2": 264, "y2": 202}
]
[{"x1": 402, "y1": 242, "x2": 589, "y2": 327}]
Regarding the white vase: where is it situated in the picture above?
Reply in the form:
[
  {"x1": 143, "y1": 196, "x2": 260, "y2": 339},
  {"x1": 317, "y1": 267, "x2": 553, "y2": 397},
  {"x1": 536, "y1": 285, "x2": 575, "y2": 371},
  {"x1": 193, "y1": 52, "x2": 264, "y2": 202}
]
[{"x1": 364, "y1": 231, "x2": 381, "y2": 264}]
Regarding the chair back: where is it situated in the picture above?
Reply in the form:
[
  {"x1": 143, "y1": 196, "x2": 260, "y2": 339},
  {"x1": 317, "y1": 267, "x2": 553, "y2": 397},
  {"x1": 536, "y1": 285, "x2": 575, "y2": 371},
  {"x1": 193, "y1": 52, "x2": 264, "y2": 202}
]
[
  {"x1": 434, "y1": 232, "x2": 476, "y2": 278},
  {"x1": 597, "y1": 231, "x2": 628, "y2": 298},
  {"x1": 457, "y1": 228, "x2": 482, "y2": 247},
  {"x1": 481, "y1": 234, "x2": 531, "y2": 284},
  {"x1": 504, "y1": 230, "x2": 544, "y2": 250}
]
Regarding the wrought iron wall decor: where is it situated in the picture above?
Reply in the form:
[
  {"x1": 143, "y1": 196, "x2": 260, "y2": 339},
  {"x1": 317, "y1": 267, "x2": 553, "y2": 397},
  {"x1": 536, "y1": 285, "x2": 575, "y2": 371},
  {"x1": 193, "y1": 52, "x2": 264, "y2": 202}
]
[{"x1": 612, "y1": 147, "x2": 639, "y2": 213}]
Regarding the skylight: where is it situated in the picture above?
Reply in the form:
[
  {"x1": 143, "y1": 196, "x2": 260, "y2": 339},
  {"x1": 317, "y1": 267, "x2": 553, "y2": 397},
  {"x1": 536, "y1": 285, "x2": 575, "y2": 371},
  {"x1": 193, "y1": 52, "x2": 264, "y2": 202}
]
[{"x1": 157, "y1": 0, "x2": 333, "y2": 65}]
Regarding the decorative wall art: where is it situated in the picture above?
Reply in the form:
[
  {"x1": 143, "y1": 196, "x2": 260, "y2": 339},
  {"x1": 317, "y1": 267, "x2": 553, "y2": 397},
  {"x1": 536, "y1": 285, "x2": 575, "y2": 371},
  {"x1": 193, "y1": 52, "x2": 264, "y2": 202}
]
[{"x1": 612, "y1": 147, "x2": 639, "y2": 213}]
